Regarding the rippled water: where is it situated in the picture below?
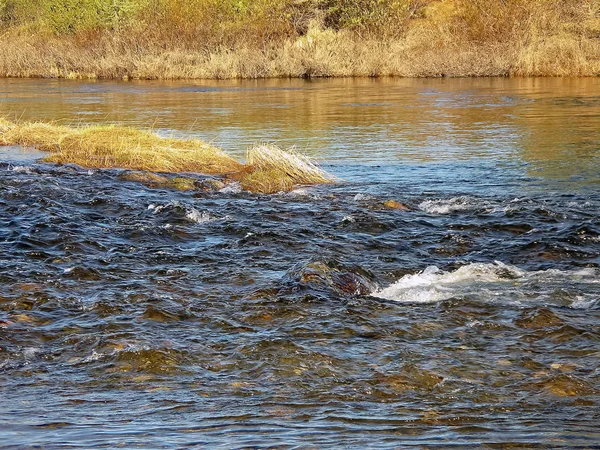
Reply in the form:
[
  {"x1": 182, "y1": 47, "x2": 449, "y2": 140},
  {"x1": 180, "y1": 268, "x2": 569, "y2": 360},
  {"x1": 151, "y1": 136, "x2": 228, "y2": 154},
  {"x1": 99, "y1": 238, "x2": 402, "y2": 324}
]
[{"x1": 1, "y1": 78, "x2": 600, "y2": 448}]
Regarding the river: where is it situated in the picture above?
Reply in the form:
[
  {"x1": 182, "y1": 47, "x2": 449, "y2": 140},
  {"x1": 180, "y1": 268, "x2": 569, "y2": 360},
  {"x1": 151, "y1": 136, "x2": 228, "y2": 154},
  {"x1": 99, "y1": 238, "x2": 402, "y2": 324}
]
[{"x1": 1, "y1": 77, "x2": 599, "y2": 448}]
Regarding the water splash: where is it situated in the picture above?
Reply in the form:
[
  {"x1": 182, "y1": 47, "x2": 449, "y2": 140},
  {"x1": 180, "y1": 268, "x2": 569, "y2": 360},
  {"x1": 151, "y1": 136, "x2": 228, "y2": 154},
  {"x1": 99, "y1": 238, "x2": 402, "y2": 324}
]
[{"x1": 373, "y1": 262, "x2": 598, "y2": 307}]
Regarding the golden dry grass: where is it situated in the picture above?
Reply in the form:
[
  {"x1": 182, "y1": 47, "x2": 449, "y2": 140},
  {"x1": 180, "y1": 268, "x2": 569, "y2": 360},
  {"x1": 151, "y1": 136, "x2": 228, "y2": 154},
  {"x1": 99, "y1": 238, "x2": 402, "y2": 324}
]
[
  {"x1": 51, "y1": 125, "x2": 243, "y2": 173},
  {"x1": 237, "y1": 144, "x2": 335, "y2": 194},
  {"x1": 1, "y1": 121, "x2": 71, "y2": 151},
  {"x1": 0, "y1": 1, "x2": 599, "y2": 78},
  {"x1": 0, "y1": 118, "x2": 336, "y2": 193},
  {"x1": 246, "y1": 144, "x2": 334, "y2": 185},
  {"x1": 0, "y1": 118, "x2": 242, "y2": 174}
]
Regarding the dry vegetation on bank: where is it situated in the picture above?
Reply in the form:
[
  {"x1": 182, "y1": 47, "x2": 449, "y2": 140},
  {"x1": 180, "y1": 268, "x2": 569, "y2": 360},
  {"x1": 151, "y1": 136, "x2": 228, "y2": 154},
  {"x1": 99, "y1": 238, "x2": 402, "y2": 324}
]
[
  {"x1": 0, "y1": 0, "x2": 598, "y2": 79},
  {"x1": 0, "y1": 118, "x2": 335, "y2": 193}
]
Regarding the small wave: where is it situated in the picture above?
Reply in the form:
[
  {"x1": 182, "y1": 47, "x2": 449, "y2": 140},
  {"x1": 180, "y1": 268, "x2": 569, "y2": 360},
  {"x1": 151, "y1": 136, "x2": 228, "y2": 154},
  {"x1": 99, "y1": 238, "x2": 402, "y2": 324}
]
[
  {"x1": 147, "y1": 201, "x2": 183, "y2": 214},
  {"x1": 418, "y1": 196, "x2": 533, "y2": 215},
  {"x1": 148, "y1": 201, "x2": 220, "y2": 224},
  {"x1": 354, "y1": 193, "x2": 375, "y2": 201},
  {"x1": 219, "y1": 182, "x2": 242, "y2": 194},
  {"x1": 10, "y1": 165, "x2": 34, "y2": 174},
  {"x1": 185, "y1": 208, "x2": 216, "y2": 224},
  {"x1": 419, "y1": 196, "x2": 492, "y2": 214},
  {"x1": 372, "y1": 262, "x2": 599, "y2": 307},
  {"x1": 285, "y1": 188, "x2": 310, "y2": 197},
  {"x1": 281, "y1": 188, "x2": 322, "y2": 200}
]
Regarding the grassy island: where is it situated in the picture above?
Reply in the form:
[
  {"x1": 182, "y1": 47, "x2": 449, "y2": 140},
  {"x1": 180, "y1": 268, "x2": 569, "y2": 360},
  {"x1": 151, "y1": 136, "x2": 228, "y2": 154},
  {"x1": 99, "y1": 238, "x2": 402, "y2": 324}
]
[
  {"x1": 0, "y1": 0, "x2": 598, "y2": 79},
  {"x1": 0, "y1": 118, "x2": 335, "y2": 193}
]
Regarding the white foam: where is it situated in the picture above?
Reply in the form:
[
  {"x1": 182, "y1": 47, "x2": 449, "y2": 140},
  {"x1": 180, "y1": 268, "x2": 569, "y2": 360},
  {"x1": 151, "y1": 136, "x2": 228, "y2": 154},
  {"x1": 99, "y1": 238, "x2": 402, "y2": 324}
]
[
  {"x1": 10, "y1": 165, "x2": 33, "y2": 174},
  {"x1": 220, "y1": 182, "x2": 242, "y2": 194},
  {"x1": 22, "y1": 347, "x2": 41, "y2": 359},
  {"x1": 282, "y1": 188, "x2": 322, "y2": 200},
  {"x1": 419, "y1": 196, "x2": 491, "y2": 214},
  {"x1": 372, "y1": 262, "x2": 599, "y2": 307},
  {"x1": 185, "y1": 208, "x2": 215, "y2": 224},
  {"x1": 571, "y1": 294, "x2": 598, "y2": 309},
  {"x1": 354, "y1": 193, "x2": 375, "y2": 201}
]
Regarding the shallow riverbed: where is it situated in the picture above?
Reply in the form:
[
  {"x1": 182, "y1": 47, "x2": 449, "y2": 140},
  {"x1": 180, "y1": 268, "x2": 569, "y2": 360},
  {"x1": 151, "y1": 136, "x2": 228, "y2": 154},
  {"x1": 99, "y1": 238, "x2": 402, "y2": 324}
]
[{"x1": 1, "y1": 78, "x2": 599, "y2": 448}]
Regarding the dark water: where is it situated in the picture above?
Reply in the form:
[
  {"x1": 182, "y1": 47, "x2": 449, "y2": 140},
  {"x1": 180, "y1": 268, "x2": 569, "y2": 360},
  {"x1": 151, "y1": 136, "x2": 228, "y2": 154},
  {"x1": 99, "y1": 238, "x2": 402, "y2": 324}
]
[{"x1": 1, "y1": 78, "x2": 600, "y2": 448}]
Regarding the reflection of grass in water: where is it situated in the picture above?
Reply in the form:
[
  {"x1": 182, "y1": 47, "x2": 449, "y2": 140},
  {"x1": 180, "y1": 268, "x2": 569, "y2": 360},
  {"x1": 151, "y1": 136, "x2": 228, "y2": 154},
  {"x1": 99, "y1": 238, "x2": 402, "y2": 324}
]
[{"x1": 0, "y1": 118, "x2": 335, "y2": 193}]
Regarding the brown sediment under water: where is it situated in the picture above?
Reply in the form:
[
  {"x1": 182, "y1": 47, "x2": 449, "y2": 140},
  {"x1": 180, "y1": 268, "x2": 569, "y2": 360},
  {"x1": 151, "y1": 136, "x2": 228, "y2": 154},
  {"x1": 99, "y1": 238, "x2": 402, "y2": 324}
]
[{"x1": 1, "y1": 77, "x2": 599, "y2": 448}]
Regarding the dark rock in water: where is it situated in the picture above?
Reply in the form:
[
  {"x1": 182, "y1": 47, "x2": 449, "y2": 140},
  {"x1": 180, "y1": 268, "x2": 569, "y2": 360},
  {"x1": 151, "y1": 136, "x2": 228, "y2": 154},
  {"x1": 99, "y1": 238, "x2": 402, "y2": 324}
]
[{"x1": 284, "y1": 260, "x2": 377, "y2": 297}]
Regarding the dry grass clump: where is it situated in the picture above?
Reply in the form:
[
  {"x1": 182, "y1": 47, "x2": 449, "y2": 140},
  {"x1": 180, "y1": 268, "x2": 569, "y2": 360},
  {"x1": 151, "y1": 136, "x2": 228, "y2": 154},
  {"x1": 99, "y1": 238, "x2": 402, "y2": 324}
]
[
  {"x1": 0, "y1": 118, "x2": 242, "y2": 174},
  {"x1": 247, "y1": 144, "x2": 333, "y2": 185},
  {"x1": 236, "y1": 144, "x2": 335, "y2": 194},
  {"x1": 50, "y1": 125, "x2": 242, "y2": 173},
  {"x1": 0, "y1": 122, "x2": 71, "y2": 151},
  {"x1": 0, "y1": 118, "x2": 336, "y2": 193}
]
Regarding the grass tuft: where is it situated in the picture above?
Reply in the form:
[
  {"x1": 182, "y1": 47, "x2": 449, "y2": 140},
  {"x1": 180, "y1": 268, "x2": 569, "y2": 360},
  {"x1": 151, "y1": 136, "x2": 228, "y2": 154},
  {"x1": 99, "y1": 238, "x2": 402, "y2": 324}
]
[
  {"x1": 247, "y1": 143, "x2": 334, "y2": 184},
  {"x1": 0, "y1": 118, "x2": 242, "y2": 174},
  {"x1": 0, "y1": 121, "x2": 71, "y2": 151},
  {"x1": 0, "y1": 118, "x2": 336, "y2": 194},
  {"x1": 49, "y1": 125, "x2": 243, "y2": 174},
  {"x1": 237, "y1": 144, "x2": 336, "y2": 194}
]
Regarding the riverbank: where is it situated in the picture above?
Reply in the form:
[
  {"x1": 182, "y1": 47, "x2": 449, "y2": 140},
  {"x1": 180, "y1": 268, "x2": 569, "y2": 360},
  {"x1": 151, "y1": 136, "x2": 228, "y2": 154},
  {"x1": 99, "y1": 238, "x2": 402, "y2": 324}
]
[
  {"x1": 1, "y1": 28, "x2": 598, "y2": 79},
  {"x1": 0, "y1": 0, "x2": 598, "y2": 79}
]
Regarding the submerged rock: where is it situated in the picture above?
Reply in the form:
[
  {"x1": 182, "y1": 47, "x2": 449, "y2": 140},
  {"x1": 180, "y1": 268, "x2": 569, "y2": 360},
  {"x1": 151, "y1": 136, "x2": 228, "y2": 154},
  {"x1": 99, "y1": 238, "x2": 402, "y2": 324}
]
[
  {"x1": 354, "y1": 193, "x2": 410, "y2": 211},
  {"x1": 383, "y1": 199, "x2": 410, "y2": 210},
  {"x1": 286, "y1": 260, "x2": 376, "y2": 297},
  {"x1": 372, "y1": 364, "x2": 444, "y2": 393},
  {"x1": 120, "y1": 171, "x2": 169, "y2": 185},
  {"x1": 532, "y1": 374, "x2": 595, "y2": 397},
  {"x1": 119, "y1": 171, "x2": 196, "y2": 191},
  {"x1": 169, "y1": 177, "x2": 196, "y2": 191},
  {"x1": 196, "y1": 178, "x2": 226, "y2": 192}
]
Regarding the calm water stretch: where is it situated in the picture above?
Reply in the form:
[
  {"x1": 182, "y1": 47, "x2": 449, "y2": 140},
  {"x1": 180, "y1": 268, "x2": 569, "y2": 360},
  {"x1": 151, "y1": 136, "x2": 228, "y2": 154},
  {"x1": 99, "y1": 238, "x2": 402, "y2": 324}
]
[{"x1": 1, "y1": 78, "x2": 599, "y2": 448}]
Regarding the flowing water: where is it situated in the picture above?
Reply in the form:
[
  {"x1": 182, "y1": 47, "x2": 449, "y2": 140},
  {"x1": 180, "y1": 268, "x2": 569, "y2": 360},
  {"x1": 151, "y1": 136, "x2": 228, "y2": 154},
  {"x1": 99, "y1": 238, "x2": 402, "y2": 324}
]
[{"x1": 1, "y1": 78, "x2": 599, "y2": 448}]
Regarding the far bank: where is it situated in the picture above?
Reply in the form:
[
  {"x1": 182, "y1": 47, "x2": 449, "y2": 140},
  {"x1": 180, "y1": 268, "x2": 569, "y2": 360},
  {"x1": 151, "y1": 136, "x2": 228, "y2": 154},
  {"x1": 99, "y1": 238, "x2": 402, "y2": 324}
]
[
  {"x1": 0, "y1": 0, "x2": 599, "y2": 80},
  {"x1": 0, "y1": 28, "x2": 598, "y2": 80}
]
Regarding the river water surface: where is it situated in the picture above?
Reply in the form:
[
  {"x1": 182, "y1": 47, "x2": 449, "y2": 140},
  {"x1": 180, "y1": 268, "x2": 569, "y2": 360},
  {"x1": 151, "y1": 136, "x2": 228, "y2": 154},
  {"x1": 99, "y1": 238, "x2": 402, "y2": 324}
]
[{"x1": 1, "y1": 78, "x2": 599, "y2": 448}]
